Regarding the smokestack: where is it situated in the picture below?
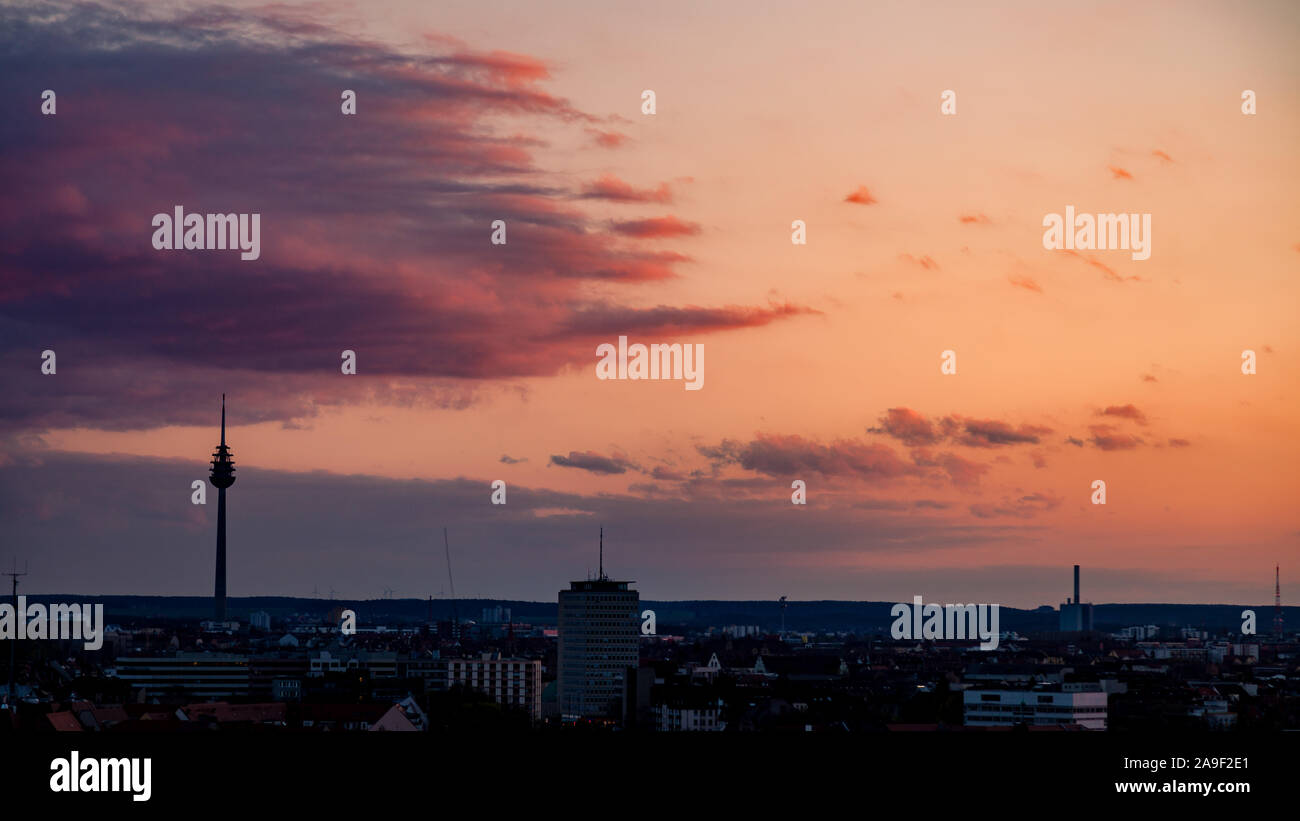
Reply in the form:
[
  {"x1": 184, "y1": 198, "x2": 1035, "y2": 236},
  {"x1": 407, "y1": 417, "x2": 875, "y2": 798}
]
[{"x1": 1073, "y1": 564, "x2": 1080, "y2": 604}]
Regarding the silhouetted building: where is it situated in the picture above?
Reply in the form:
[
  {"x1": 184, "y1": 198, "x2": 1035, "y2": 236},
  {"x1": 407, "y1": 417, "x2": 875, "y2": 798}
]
[
  {"x1": 558, "y1": 532, "x2": 640, "y2": 719},
  {"x1": 558, "y1": 577, "x2": 639, "y2": 718},
  {"x1": 657, "y1": 698, "x2": 724, "y2": 732},
  {"x1": 964, "y1": 688, "x2": 1107, "y2": 730},
  {"x1": 622, "y1": 665, "x2": 655, "y2": 729},
  {"x1": 481, "y1": 606, "x2": 511, "y2": 624},
  {"x1": 249, "y1": 653, "x2": 309, "y2": 699},
  {"x1": 445, "y1": 652, "x2": 542, "y2": 720},
  {"x1": 1059, "y1": 564, "x2": 1094, "y2": 632},
  {"x1": 116, "y1": 653, "x2": 250, "y2": 700}
]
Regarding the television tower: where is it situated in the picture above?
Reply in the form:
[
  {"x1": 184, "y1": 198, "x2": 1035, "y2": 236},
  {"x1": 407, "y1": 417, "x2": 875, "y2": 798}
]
[
  {"x1": 1274, "y1": 565, "x2": 1284, "y2": 639},
  {"x1": 208, "y1": 395, "x2": 236, "y2": 621}
]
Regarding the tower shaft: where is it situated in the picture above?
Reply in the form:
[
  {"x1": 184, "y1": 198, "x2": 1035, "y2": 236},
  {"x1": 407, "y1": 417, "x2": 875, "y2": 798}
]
[{"x1": 215, "y1": 487, "x2": 227, "y2": 620}]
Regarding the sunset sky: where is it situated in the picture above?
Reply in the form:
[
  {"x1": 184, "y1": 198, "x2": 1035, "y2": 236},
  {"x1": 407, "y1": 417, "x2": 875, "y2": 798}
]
[{"x1": 1, "y1": 0, "x2": 1296, "y2": 606}]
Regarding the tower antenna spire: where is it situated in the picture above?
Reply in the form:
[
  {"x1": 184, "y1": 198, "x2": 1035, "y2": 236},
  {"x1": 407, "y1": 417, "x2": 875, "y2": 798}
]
[
  {"x1": 221, "y1": 393, "x2": 226, "y2": 446},
  {"x1": 599, "y1": 527, "x2": 604, "y2": 580}
]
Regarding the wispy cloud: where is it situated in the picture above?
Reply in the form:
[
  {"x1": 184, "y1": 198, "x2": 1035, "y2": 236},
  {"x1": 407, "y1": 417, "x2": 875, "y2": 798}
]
[
  {"x1": 899, "y1": 253, "x2": 939, "y2": 270},
  {"x1": 1008, "y1": 275, "x2": 1042, "y2": 293},
  {"x1": 1088, "y1": 424, "x2": 1143, "y2": 451},
  {"x1": 1098, "y1": 404, "x2": 1148, "y2": 425},
  {"x1": 844, "y1": 185, "x2": 878, "y2": 205},
  {"x1": 549, "y1": 450, "x2": 638, "y2": 474},
  {"x1": 580, "y1": 174, "x2": 673, "y2": 203},
  {"x1": 610, "y1": 215, "x2": 701, "y2": 238}
]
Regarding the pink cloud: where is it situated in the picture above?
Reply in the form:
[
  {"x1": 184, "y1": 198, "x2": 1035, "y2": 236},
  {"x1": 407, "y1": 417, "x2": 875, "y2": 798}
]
[
  {"x1": 610, "y1": 215, "x2": 701, "y2": 238},
  {"x1": 1009, "y1": 275, "x2": 1042, "y2": 293},
  {"x1": 581, "y1": 174, "x2": 673, "y2": 203}
]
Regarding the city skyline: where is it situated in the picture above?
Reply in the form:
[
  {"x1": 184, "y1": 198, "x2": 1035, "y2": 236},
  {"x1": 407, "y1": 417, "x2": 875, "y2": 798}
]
[
  {"x1": 2, "y1": 0, "x2": 1297, "y2": 608},
  {"x1": 1, "y1": 2, "x2": 1295, "y2": 806}
]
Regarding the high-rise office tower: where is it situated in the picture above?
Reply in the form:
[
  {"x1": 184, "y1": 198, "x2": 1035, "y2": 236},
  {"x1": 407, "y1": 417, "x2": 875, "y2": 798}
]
[
  {"x1": 208, "y1": 395, "x2": 236, "y2": 621},
  {"x1": 557, "y1": 529, "x2": 639, "y2": 719}
]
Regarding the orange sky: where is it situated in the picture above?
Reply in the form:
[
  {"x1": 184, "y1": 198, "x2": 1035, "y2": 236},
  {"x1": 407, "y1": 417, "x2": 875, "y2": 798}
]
[{"x1": 4, "y1": 0, "x2": 1297, "y2": 604}]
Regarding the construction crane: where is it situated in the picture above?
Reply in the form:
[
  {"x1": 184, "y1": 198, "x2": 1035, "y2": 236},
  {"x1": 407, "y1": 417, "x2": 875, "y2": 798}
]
[{"x1": 444, "y1": 527, "x2": 459, "y2": 641}]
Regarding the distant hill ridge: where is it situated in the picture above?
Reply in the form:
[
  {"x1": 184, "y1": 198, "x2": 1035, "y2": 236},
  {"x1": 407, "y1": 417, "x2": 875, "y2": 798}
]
[{"x1": 18, "y1": 595, "x2": 1297, "y2": 632}]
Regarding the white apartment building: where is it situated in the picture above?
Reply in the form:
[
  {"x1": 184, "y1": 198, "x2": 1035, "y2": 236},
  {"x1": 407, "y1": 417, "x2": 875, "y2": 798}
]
[
  {"x1": 445, "y1": 653, "x2": 543, "y2": 720},
  {"x1": 964, "y1": 688, "x2": 1108, "y2": 730}
]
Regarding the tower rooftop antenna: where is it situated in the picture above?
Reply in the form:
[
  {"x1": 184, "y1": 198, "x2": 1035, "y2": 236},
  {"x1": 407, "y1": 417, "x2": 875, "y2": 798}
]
[
  {"x1": 599, "y1": 527, "x2": 604, "y2": 580},
  {"x1": 2, "y1": 559, "x2": 28, "y2": 584}
]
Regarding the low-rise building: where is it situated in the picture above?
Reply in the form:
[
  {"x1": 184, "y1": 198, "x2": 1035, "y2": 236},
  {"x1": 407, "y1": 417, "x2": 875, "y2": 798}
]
[
  {"x1": 115, "y1": 653, "x2": 250, "y2": 699},
  {"x1": 444, "y1": 653, "x2": 543, "y2": 720},
  {"x1": 964, "y1": 688, "x2": 1107, "y2": 730}
]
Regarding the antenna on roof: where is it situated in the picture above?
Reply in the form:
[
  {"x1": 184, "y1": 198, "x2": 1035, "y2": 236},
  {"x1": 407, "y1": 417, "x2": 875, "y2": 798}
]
[{"x1": 599, "y1": 527, "x2": 604, "y2": 580}]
